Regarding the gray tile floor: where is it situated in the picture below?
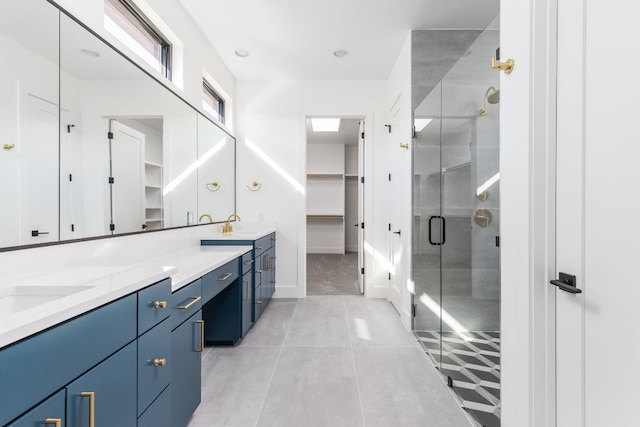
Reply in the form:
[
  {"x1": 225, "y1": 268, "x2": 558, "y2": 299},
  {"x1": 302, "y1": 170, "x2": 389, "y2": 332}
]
[
  {"x1": 307, "y1": 253, "x2": 360, "y2": 295},
  {"x1": 187, "y1": 297, "x2": 473, "y2": 427}
]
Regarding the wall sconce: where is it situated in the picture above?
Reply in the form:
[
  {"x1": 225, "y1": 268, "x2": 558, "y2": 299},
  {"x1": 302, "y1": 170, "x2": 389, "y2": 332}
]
[
  {"x1": 247, "y1": 181, "x2": 262, "y2": 192},
  {"x1": 206, "y1": 182, "x2": 220, "y2": 192}
]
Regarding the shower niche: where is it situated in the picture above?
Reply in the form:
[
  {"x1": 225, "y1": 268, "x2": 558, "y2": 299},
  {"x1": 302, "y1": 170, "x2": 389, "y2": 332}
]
[{"x1": 411, "y1": 16, "x2": 501, "y2": 427}]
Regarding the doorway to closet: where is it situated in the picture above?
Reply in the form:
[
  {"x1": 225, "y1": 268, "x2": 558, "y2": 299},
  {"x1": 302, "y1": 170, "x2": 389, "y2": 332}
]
[{"x1": 305, "y1": 117, "x2": 364, "y2": 296}]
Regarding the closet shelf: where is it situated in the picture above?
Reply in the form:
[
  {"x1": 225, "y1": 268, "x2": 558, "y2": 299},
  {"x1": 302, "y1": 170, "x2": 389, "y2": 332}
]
[
  {"x1": 307, "y1": 174, "x2": 343, "y2": 179},
  {"x1": 307, "y1": 214, "x2": 344, "y2": 220}
]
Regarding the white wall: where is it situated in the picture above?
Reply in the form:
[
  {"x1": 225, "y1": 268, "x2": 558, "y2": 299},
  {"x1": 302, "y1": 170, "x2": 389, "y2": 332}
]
[{"x1": 235, "y1": 79, "x2": 391, "y2": 298}]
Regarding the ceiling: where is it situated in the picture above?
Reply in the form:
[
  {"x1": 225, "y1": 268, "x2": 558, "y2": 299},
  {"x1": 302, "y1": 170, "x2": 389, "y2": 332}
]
[
  {"x1": 306, "y1": 118, "x2": 361, "y2": 146},
  {"x1": 179, "y1": 0, "x2": 500, "y2": 81}
]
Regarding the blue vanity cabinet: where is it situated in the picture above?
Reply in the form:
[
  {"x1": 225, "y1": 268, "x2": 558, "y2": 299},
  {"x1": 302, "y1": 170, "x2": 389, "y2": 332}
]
[
  {"x1": 170, "y1": 278, "x2": 203, "y2": 427},
  {"x1": 201, "y1": 233, "x2": 277, "y2": 328},
  {"x1": 137, "y1": 318, "x2": 171, "y2": 417},
  {"x1": 202, "y1": 257, "x2": 243, "y2": 344},
  {"x1": 241, "y1": 251, "x2": 254, "y2": 336},
  {"x1": 171, "y1": 310, "x2": 203, "y2": 427},
  {"x1": 66, "y1": 341, "x2": 137, "y2": 427},
  {"x1": 6, "y1": 389, "x2": 66, "y2": 427}
]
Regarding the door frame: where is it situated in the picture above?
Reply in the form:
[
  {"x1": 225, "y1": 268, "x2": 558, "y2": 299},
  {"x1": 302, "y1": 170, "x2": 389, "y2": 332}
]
[
  {"x1": 500, "y1": 0, "x2": 558, "y2": 425},
  {"x1": 303, "y1": 115, "x2": 367, "y2": 297}
]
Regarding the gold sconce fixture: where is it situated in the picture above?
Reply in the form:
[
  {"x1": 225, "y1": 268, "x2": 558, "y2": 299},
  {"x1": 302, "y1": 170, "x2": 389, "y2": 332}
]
[
  {"x1": 3, "y1": 144, "x2": 15, "y2": 151},
  {"x1": 198, "y1": 213, "x2": 213, "y2": 223},
  {"x1": 400, "y1": 143, "x2": 409, "y2": 150},
  {"x1": 206, "y1": 182, "x2": 220, "y2": 192},
  {"x1": 492, "y1": 57, "x2": 514, "y2": 74},
  {"x1": 247, "y1": 181, "x2": 262, "y2": 192}
]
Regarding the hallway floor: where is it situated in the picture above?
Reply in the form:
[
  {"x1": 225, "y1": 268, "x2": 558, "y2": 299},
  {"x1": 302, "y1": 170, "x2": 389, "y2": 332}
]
[
  {"x1": 307, "y1": 253, "x2": 360, "y2": 295},
  {"x1": 187, "y1": 296, "x2": 473, "y2": 427}
]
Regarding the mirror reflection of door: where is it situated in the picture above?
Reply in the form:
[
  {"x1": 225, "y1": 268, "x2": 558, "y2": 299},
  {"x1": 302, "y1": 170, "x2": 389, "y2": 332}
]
[
  {"x1": 108, "y1": 120, "x2": 145, "y2": 234},
  {"x1": 23, "y1": 94, "x2": 59, "y2": 244}
]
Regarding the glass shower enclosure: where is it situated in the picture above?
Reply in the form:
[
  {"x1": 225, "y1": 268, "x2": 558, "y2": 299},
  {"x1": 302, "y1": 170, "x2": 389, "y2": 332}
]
[{"x1": 412, "y1": 17, "x2": 501, "y2": 427}]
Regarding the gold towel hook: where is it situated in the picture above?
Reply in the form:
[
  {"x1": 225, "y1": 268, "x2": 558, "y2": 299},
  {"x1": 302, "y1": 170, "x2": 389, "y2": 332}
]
[
  {"x1": 247, "y1": 181, "x2": 262, "y2": 192},
  {"x1": 206, "y1": 182, "x2": 220, "y2": 192},
  {"x1": 399, "y1": 143, "x2": 409, "y2": 150}
]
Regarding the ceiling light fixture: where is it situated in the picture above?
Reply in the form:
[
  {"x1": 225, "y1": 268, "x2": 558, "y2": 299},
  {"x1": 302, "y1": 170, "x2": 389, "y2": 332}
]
[
  {"x1": 333, "y1": 49, "x2": 348, "y2": 58},
  {"x1": 235, "y1": 49, "x2": 249, "y2": 58},
  {"x1": 311, "y1": 118, "x2": 340, "y2": 132},
  {"x1": 80, "y1": 49, "x2": 100, "y2": 57}
]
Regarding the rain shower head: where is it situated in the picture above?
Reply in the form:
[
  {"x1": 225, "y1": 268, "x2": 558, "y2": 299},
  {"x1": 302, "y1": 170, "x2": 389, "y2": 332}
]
[{"x1": 479, "y1": 86, "x2": 500, "y2": 116}]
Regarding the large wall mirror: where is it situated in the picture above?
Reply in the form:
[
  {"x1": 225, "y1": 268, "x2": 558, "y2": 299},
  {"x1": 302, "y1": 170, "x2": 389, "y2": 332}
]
[{"x1": 0, "y1": 0, "x2": 236, "y2": 249}]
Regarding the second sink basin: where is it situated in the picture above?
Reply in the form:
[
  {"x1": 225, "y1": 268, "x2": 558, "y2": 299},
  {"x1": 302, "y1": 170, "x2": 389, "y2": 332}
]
[{"x1": 0, "y1": 285, "x2": 94, "y2": 316}]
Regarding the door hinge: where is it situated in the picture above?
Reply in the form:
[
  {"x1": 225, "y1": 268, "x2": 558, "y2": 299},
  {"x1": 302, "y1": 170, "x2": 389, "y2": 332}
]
[
  {"x1": 388, "y1": 173, "x2": 391, "y2": 181},
  {"x1": 67, "y1": 124, "x2": 75, "y2": 133},
  {"x1": 108, "y1": 177, "x2": 114, "y2": 184},
  {"x1": 361, "y1": 131, "x2": 365, "y2": 139},
  {"x1": 69, "y1": 174, "x2": 72, "y2": 182},
  {"x1": 109, "y1": 224, "x2": 115, "y2": 231},
  {"x1": 71, "y1": 224, "x2": 75, "y2": 232},
  {"x1": 388, "y1": 272, "x2": 391, "y2": 280},
  {"x1": 361, "y1": 267, "x2": 364, "y2": 275},
  {"x1": 360, "y1": 176, "x2": 364, "y2": 184},
  {"x1": 411, "y1": 304, "x2": 416, "y2": 317},
  {"x1": 361, "y1": 222, "x2": 364, "y2": 229},
  {"x1": 107, "y1": 131, "x2": 114, "y2": 140},
  {"x1": 495, "y1": 235, "x2": 500, "y2": 247},
  {"x1": 388, "y1": 223, "x2": 391, "y2": 231}
]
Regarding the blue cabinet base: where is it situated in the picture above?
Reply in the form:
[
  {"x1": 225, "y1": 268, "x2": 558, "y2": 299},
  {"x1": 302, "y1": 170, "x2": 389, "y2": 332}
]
[{"x1": 202, "y1": 278, "x2": 242, "y2": 345}]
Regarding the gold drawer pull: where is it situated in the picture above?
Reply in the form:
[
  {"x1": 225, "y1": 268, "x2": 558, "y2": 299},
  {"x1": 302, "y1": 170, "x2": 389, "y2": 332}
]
[
  {"x1": 153, "y1": 300, "x2": 167, "y2": 309},
  {"x1": 218, "y1": 272, "x2": 232, "y2": 281},
  {"x1": 177, "y1": 296, "x2": 201, "y2": 309},
  {"x1": 80, "y1": 392, "x2": 95, "y2": 427},
  {"x1": 45, "y1": 419, "x2": 61, "y2": 427},
  {"x1": 153, "y1": 358, "x2": 167, "y2": 367},
  {"x1": 243, "y1": 259, "x2": 254, "y2": 265},
  {"x1": 196, "y1": 320, "x2": 205, "y2": 352}
]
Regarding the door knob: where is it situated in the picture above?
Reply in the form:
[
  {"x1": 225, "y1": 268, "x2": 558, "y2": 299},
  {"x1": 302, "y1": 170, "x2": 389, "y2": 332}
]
[{"x1": 550, "y1": 272, "x2": 582, "y2": 294}]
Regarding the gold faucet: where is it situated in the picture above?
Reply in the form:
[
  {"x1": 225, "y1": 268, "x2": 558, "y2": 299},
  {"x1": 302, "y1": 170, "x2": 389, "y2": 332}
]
[
  {"x1": 198, "y1": 213, "x2": 213, "y2": 223},
  {"x1": 222, "y1": 213, "x2": 241, "y2": 233}
]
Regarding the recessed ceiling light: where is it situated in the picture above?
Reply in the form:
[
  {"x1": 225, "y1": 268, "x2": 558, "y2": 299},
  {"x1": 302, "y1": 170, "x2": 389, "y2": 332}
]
[
  {"x1": 235, "y1": 49, "x2": 249, "y2": 58},
  {"x1": 333, "y1": 49, "x2": 349, "y2": 58},
  {"x1": 311, "y1": 118, "x2": 340, "y2": 132},
  {"x1": 80, "y1": 49, "x2": 100, "y2": 57}
]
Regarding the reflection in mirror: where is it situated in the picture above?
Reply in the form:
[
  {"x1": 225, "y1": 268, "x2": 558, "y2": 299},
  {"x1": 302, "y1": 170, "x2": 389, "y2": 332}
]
[
  {"x1": 197, "y1": 114, "x2": 236, "y2": 223},
  {"x1": 0, "y1": 0, "x2": 59, "y2": 247},
  {"x1": 60, "y1": 13, "x2": 200, "y2": 237}
]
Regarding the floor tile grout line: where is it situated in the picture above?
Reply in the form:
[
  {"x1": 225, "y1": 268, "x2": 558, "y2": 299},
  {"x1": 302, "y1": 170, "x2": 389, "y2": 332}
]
[
  {"x1": 345, "y1": 296, "x2": 367, "y2": 426},
  {"x1": 252, "y1": 296, "x2": 300, "y2": 427}
]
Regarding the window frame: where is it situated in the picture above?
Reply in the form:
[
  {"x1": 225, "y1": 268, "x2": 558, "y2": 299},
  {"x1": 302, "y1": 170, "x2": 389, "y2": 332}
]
[
  {"x1": 202, "y1": 79, "x2": 225, "y2": 124},
  {"x1": 105, "y1": 0, "x2": 172, "y2": 79}
]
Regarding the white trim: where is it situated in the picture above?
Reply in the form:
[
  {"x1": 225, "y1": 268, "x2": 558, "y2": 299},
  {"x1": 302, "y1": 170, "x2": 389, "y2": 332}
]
[{"x1": 203, "y1": 68, "x2": 233, "y2": 131}]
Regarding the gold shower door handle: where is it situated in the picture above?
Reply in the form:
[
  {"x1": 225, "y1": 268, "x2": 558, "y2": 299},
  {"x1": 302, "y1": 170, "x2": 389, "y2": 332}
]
[{"x1": 80, "y1": 392, "x2": 95, "y2": 427}]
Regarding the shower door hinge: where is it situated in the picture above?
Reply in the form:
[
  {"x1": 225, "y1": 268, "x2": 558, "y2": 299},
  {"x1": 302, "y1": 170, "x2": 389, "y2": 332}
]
[
  {"x1": 495, "y1": 235, "x2": 500, "y2": 247},
  {"x1": 411, "y1": 304, "x2": 416, "y2": 317},
  {"x1": 107, "y1": 131, "x2": 114, "y2": 140}
]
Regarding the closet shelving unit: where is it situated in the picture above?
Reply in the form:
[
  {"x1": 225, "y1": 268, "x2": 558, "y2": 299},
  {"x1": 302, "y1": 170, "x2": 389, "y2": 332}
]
[
  {"x1": 306, "y1": 173, "x2": 345, "y2": 254},
  {"x1": 144, "y1": 161, "x2": 164, "y2": 230}
]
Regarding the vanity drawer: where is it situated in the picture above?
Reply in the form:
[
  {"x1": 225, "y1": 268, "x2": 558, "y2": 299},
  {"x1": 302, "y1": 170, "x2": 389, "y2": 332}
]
[
  {"x1": 202, "y1": 259, "x2": 239, "y2": 303},
  {"x1": 171, "y1": 278, "x2": 202, "y2": 331},
  {"x1": 137, "y1": 318, "x2": 171, "y2": 416},
  {"x1": 138, "y1": 384, "x2": 171, "y2": 427},
  {"x1": 241, "y1": 250, "x2": 254, "y2": 275},
  {"x1": 138, "y1": 278, "x2": 172, "y2": 336},
  {"x1": 254, "y1": 234, "x2": 273, "y2": 257}
]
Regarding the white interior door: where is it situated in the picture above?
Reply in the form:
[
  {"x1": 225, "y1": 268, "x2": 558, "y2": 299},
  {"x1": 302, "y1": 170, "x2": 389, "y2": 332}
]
[
  {"x1": 22, "y1": 95, "x2": 59, "y2": 244},
  {"x1": 556, "y1": 1, "x2": 640, "y2": 425},
  {"x1": 357, "y1": 120, "x2": 365, "y2": 293},
  {"x1": 109, "y1": 120, "x2": 145, "y2": 234}
]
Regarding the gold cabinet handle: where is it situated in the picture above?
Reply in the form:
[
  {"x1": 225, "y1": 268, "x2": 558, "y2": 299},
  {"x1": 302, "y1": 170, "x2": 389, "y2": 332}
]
[
  {"x1": 177, "y1": 296, "x2": 201, "y2": 309},
  {"x1": 3, "y1": 144, "x2": 15, "y2": 151},
  {"x1": 218, "y1": 272, "x2": 232, "y2": 281},
  {"x1": 243, "y1": 259, "x2": 254, "y2": 265},
  {"x1": 45, "y1": 419, "x2": 61, "y2": 427},
  {"x1": 491, "y1": 57, "x2": 515, "y2": 74},
  {"x1": 80, "y1": 392, "x2": 95, "y2": 427},
  {"x1": 153, "y1": 358, "x2": 167, "y2": 367},
  {"x1": 196, "y1": 320, "x2": 205, "y2": 352},
  {"x1": 153, "y1": 300, "x2": 167, "y2": 309}
]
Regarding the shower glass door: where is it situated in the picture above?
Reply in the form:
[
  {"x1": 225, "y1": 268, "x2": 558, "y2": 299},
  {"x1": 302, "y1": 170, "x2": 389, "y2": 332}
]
[{"x1": 412, "y1": 16, "x2": 501, "y2": 427}]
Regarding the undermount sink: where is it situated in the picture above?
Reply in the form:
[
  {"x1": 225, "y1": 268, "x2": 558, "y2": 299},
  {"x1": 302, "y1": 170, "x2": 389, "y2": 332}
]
[{"x1": 0, "y1": 285, "x2": 94, "y2": 316}]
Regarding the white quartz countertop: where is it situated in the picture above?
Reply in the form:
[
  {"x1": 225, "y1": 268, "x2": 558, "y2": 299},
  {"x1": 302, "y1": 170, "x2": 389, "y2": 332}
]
[
  {"x1": 0, "y1": 245, "x2": 252, "y2": 349},
  {"x1": 201, "y1": 222, "x2": 276, "y2": 241}
]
